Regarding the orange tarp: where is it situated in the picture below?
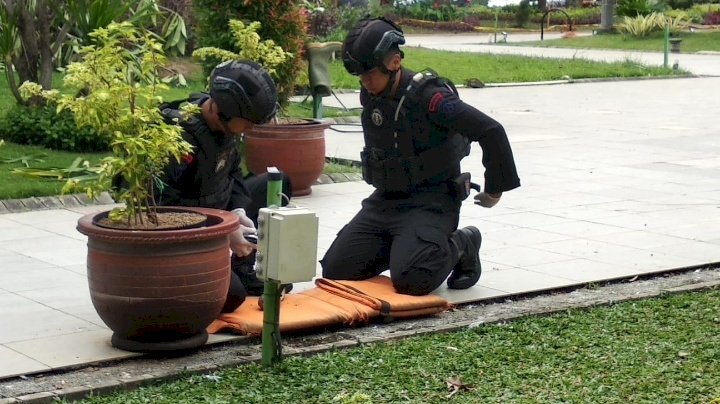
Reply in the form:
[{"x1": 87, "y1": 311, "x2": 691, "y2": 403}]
[{"x1": 207, "y1": 275, "x2": 451, "y2": 336}]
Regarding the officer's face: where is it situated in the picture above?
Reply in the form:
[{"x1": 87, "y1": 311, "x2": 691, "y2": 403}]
[
  {"x1": 359, "y1": 68, "x2": 390, "y2": 96},
  {"x1": 224, "y1": 117, "x2": 254, "y2": 136}
]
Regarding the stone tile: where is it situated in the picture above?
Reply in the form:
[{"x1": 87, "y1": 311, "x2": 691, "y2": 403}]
[
  {"x1": 4, "y1": 235, "x2": 85, "y2": 255},
  {"x1": 649, "y1": 222, "x2": 720, "y2": 242},
  {"x1": 36, "y1": 196, "x2": 65, "y2": 210},
  {"x1": 645, "y1": 240, "x2": 720, "y2": 263},
  {"x1": 537, "y1": 206, "x2": 627, "y2": 221},
  {"x1": 3, "y1": 209, "x2": 83, "y2": 225},
  {"x1": 0, "y1": 345, "x2": 50, "y2": 379},
  {"x1": 479, "y1": 268, "x2": 580, "y2": 294},
  {"x1": 207, "y1": 333, "x2": 244, "y2": 345},
  {"x1": 589, "y1": 231, "x2": 692, "y2": 250},
  {"x1": 6, "y1": 330, "x2": 138, "y2": 369},
  {"x1": 18, "y1": 286, "x2": 92, "y2": 310},
  {"x1": 61, "y1": 304, "x2": 107, "y2": 328},
  {"x1": 0, "y1": 293, "x2": 101, "y2": 344},
  {"x1": 541, "y1": 220, "x2": 629, "y2": 238},
  {"x1": 483, "y1": 211, "x2": 573, "y2": 228},
  {"x1": 0, "y1": 253, "x2": 57, "y2": 274},
  {"x1": 0, "y1": 267, "x2": 86, "y2": 293},
  {"x1": 0, "y1": 225, "x2": 55, "y2": 242},
  {"x1": 61, "y1": 264, "x2": 88, "y2": 276},
  {"x1": 488, "y1": 227, "x2": 573, "y2": 248},
  {"x1": 481, "y1": 246, "x2": 576, "y2": 268},
  {"x1": 24, "y1": 246, "x2": 88, "y2": 267},
  {"x1": 2, "y1": 199, "x2": 29, "y2": 213},
  {"x1": 524, "y1": 259, "x2": 637, "y2": 283},
  {"x1": 433, "y1": 283, "x2": 509, "y2": 305}
]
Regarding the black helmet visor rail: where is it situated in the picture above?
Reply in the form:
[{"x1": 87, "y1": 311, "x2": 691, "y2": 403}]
[
  {"x1": 211, "y1": 75, "x2": 253, "y2": 121},
  {"x1": 344, "y1": 29, "x2": 406, "y2": 76}
]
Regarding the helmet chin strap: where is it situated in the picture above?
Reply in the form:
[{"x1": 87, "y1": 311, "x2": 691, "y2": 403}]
[{"x1": 387, "y1": 68, "x2": 402, "y2": 98}]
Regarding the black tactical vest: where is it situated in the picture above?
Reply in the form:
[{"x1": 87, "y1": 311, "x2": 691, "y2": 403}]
[
  {"x1": 360, "y1": 68, "x2": 470, "y2": 193},
  {"x1": 156, "y1": 95, "x2": 238, "y2": 209}
]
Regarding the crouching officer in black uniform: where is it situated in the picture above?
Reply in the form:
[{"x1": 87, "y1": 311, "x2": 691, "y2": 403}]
[
  {"x1": 320, "y1": 17, "x2": 520, "y2": 295},
  {"x1": 156, "y1": 60, "x2": 292, "y2": 312}
]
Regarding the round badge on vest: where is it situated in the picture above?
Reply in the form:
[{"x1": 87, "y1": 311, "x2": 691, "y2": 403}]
[
  {"x1": 371, "y1": 108, "x2": 383, "y2": 126},
  {"x1": 215, "y1": 152, "x2": 229, "y2": 173}
]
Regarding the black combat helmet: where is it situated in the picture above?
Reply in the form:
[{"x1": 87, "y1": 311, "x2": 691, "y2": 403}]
[
  {"x1": 342, "y1": 17, "x2": 405, "y2": 76},
  {"x1": 209, "y1": 60, "x2": 278, "y2": 124}
]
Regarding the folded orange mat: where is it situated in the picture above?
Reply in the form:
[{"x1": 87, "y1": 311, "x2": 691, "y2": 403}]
[
  {"x1": 315, "y1": 276, "x2": 451, "y2": 320},
  {"x1": 208, "y1": 275, "x2": 451, "y2": 336}
]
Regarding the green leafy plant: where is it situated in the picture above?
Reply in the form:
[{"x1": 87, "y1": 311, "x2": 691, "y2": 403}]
[
  {"x1": 19, "y1": 22, "x2": 193, "y2": 225},
  {"x1": 617, "y1": 12, "x2": 665, "y2": 37},
  {"x1": 192, "y1": 0, "x2": 307, "y2": 105},
  {"x1": 193, "y1": 20, "x2": 291, "y2": 79},
  {"x1": 0, "y1": 103, "x2": 108, "y2": 152}
]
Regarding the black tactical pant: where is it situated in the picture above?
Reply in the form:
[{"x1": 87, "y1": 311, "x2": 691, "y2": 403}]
[
  {"x1": 223, "y1": 173, "x2": 292, "y2": 313},
  {"x1": 320, "y1": 190, "x2": 461, "y2": 296}
]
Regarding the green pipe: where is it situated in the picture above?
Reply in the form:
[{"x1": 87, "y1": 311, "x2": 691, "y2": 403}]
[
  {"x1": 261, "y1": 169, "x2": 283, "y2": 366},
  {"x1": 664, "y1": 24, "x2": 669, "y2": 68}
]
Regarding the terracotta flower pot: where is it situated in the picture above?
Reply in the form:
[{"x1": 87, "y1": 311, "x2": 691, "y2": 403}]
[
  {"x1": 77, "y1": 206, "x2": 239, "y2": 352},
  {"x1": 244, "y1": 119, "x2": 330, "y2": 196}
]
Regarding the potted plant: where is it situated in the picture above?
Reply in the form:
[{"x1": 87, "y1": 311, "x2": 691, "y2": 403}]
[
  {"x1": 193, "y1": 19, "x2": 330, "y2": 196},
  {"x1": 20, "y1": 22, "x2": 240, "y2": 352}
]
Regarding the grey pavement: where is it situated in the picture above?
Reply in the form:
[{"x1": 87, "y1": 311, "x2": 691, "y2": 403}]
[
  {"x1": 1, "y1": 39, "x2": 720, "y2": 384},
  {"x1": 405, "y1": 33, "x2": 720, "y2": 76}
]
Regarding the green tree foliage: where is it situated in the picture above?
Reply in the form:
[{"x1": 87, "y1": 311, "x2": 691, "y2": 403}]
[
  {"x1": 192, "y1": 0, "x2": 308, "y2": 105},
  {"x1": 19, "y1": 23, "x2": 193, "y2": 224},
  {"x1": 0, "y1": 0, "x2": 187, "y2": 106}
]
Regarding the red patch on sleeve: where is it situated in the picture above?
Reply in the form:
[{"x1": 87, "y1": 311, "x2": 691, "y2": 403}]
[
  {"x1": 428, "y1": 92, "x2": 444, "y2": 112},
  {"x1": 182, "y1": 153, "x2": 196, "y2": 165}
]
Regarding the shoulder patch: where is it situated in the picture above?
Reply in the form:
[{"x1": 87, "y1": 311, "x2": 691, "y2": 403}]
[
  {"x1": 429, "y1": 93, "x2": 444, "y2": 112},
  {"x1": 440, "y1": 99, "x2": 458, "y2": 114}
]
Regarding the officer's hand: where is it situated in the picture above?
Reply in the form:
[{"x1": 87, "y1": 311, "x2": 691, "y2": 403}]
[
  {"x1": 474, "y1": 192, "x2": 502, "y2": 208},
  {"x1": 229, "y1": 208, "x2": 256, "y2": 257}
]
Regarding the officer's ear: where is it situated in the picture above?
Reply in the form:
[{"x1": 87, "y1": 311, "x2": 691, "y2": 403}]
[{"x1": 386, "y1": 52, "x2": 402, "y2": 72}]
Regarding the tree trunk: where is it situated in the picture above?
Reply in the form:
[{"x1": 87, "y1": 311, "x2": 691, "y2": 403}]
[
  {"x1": 600, "y1": 0, "x2": 615, "y2": 32},
  {"x1": 15, "y1": 0, "x2": 40, "y2": 84},
  {"x1": 36, "y1": 0, "x2": 54, "y2": 90}
]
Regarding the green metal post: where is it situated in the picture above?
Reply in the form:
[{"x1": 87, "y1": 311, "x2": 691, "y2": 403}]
[
  {"x1": 663, "y1": 24, "x2": 670, "y2": 68},
  {"x1": 494, "y1": 10, "x2": 499, "y2": 44},
  {"x1": 261, "y1": 169, "x2": 283, "y2": 366},
  {"x1": 312, "y1": 94, "x2": 323, "y2": 119}
]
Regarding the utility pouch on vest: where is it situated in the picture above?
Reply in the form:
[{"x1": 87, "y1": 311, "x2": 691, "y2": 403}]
[{"x1": 451, "y1": 172, "x2": 473, "y2": 201}]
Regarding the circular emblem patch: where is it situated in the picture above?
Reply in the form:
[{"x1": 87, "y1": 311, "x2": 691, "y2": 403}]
[
  {"x1": 215, "y1": 152, "x2": 228, "y2": 173},
  {"x1": 371, "y1": 108, "x2": 383, "y2": 126}
]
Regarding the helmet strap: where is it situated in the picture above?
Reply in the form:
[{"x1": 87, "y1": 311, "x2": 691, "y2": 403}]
[{"x1": 388, "y1": 69, "x2": 402, "y2": 99}]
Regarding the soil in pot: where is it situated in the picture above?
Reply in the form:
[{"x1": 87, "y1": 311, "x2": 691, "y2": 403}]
[{"x1": 95, "y1": 210, "x2": 207, "y2": 230}]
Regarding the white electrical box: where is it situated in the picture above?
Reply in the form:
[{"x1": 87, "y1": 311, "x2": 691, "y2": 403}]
[{"x1": 255, "y1": 207, "x2": 319, "y2": 284}]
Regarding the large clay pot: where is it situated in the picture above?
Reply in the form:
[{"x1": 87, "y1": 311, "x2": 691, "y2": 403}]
[
  {"x1": 244, "y1": 119, "x2": 330, "y2": 196},
  {"x1": 77, "y1": 206, "x2": 239, "y2": 352}
]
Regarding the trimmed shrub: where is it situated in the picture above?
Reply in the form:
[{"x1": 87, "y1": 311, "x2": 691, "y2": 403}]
[
  {"x1": 0, "y1": 104, "x2": 109, "y2": 152},
  {"x1": 192, "y1": 0, "x2": 308, "y2": 105}
]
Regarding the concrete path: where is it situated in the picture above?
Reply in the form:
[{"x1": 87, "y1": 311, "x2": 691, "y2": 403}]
[
  {"x1": 406, "y1": 33, "x2": 720, "y2": 76},
  {"x1": 1, "y1": 39, "x2": 719, "y2": 385}
]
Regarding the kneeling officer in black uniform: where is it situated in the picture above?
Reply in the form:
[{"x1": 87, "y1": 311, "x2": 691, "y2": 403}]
[
  {"x1": 155, "y1": 60, "x2": 292, "y2": 312},
  {"x1": 320, "y1": 17, "x2": 520, "y2": 295}
]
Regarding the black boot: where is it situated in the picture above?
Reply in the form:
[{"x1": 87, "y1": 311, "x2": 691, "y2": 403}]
[
  {"x1": 447, "y1": 226, "x2": 482, "y2": 290},
  {"x1": 231, "y1": 253, "x2": 293, "y2": 297}
]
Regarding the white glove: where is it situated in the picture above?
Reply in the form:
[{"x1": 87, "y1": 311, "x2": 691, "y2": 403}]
[
  {"x1": 229, "y1": 208, "x2": 256, "y2": 257},
  {"x1": 474, "y1": 192, "x2": 502, "y2": 208}
]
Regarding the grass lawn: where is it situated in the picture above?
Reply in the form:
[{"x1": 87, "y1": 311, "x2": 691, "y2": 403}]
[
  {"x1": 513, "y1": 30, "x2": 720, "y2": 53},
  {"x1": 78, "y1": 289, "x2": 720, "y2": 403},
  {"x1": 328, "y1": 46, "x2": 684, "y2": 90},
  {"x1": 0, "y1": 142, "x2": 108, "y2": 199}
]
